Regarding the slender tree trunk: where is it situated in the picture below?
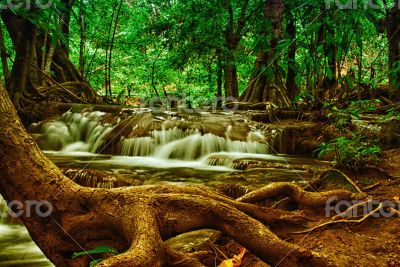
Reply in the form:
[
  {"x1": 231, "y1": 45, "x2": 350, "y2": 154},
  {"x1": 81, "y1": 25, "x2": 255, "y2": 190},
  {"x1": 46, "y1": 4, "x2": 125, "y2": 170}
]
[
  {"x1": 387, "y1": 0, "x2": 400, "y2": 99},
  {"x1": 104, "y1": 2, "x2": 116, "y2": 100},
  {"x1": 60, "y1": 0, "x2": 75, "y2": 56},
  {"x1": 108, "y1": 0, "x2": 123, "y2": 97},
  {"x1": 217, "y1": 49, "x2": 223, "y2": 97},
  {"x1": 285, "y1": 8, "x2": 297, "y2": 101},
  {"x1": 222, "y1": 0, "x2": 249, "y2": 99},
  {"x1": 324, "y1": 25, "x2": 337, "y2": 90},
  {"x1": 223, "y1": 54, "x2": 239, "y2": 98},
  {"x1": 79, "y1": 3, "x2": 86, "y2": 76},
  {"x1": 151, "y1": 48, "x2": 162, "y2": 99},
  {"x1": 44, "y1": 37, "x2": 56, "y2": 74}
]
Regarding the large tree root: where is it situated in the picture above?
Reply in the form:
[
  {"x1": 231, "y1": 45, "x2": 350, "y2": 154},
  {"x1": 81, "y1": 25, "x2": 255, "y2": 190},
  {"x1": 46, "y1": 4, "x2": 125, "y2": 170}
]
[
  {"x1": 57, "y1": 187, "x2": 326, "y2": 267},
  {"x1": 236, "y1": 182, "x2": 367, "y2": 206}
]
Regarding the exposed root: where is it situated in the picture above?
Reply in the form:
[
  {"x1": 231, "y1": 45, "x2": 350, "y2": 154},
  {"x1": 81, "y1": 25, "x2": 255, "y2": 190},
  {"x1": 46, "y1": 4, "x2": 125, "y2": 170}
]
[
  {"x1": 363, "y1": 182, "x2": 381, "y2": 191},
  {"x1": 330, "y1": 169, "x2": 363, "y2": 193},
  {"x1": 332, "y1": 199, "x2": 373, "y2": 220},
  {"x1": 164, "y1": 247, "x2": 209, "y2": 267},
  {"x1": 236, "y1": 182, "x2": 366, "y2": 207},
  {"x1": 317, "y1": 169, "x2": 363, "y2": 193},
  {"x1": 292, "y1": 202, "x2": 384, "y2": 234}
]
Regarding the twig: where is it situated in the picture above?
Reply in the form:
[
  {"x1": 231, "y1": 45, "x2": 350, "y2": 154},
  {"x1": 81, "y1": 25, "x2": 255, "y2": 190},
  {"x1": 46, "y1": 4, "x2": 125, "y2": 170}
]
[
  {"x1": 292, "y1": 202, "x2": 383, "y2": 234},
  {"x1": 363, "y1": 182, "x2": 380, "y2": 191},
  {"x1": 332, "y1": 199, "x2": 372, "y2": 220},
  {"x1": 331, "y1": 169, "x2": 363, "y2": 193},
  {"x1": 207, "y1": 240, "x2": 228, "y2": 260}
]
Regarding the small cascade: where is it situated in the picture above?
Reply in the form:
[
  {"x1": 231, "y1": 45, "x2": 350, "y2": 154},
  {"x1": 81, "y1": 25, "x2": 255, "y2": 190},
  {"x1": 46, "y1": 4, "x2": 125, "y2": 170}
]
[
  {"x1": 262, "y1": 127, "x2": 284, "y2": 153},
  {"x1": 34, "y1": 110, "x2": 276, "y2": 168},
  {"x1": 40, "y1": 111, "x2": 114, "y2": 153},
  {"x1": 120, "y1": 127, "x2": 268, "y2": 160}
]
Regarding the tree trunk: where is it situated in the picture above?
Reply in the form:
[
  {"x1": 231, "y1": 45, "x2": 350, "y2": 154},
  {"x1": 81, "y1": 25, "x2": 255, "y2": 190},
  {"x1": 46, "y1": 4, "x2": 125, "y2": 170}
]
[
  {"x1": 221, "y1": 0, "x2": 250, "y2": 99},
  {"x1": 387, "y1": 0, "x2": 400, "y2": 99},
  {"x1": 79, "y1": 2, "x2": 86, "y2": 76},
  {"x1": 285, "y1": 9, "x2": 297, "y2": 101},
  {"x1": 107, "y1": 0, "x2": 123, "y2": 95},
  {"x1": 1, "y1": 9, "x2": 92, "y2": 111},
  {"x1": 60, "y1": 0, "x2": 75, "y2": 56},
  {"x1": 0, "y1": 80, "x2": 343, "y2": 266},
  {"x1": 323, "y1": 24, "x2": 337, "y2": 91},
  {"x1": 223, "y1": 55, "x2": 239, "y2": 98},
  {"x1": 1, "y1": 10, "x2": 38, "y2": 107},
  {"x1": 239, "y1": 0, "x2": 285, "y2": 104}
]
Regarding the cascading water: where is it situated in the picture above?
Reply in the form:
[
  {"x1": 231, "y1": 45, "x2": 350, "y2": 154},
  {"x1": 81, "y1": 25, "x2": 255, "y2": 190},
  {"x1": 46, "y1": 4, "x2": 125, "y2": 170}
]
[
  {"x1": 38, "y1": 111, "x2": 113, "y2": 153},
  {"x1": 120, "y1": 127, "x2": 268, "y2": 160},
  {"x1": 33, "y1": 110, "x2": 278, "y2": 170}
]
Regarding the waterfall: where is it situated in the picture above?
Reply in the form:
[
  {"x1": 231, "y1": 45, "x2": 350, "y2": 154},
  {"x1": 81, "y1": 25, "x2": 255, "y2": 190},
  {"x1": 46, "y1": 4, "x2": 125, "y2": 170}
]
[
  {"x1": 40, "y1": 111, "x2": 113, "y2": 153},
  {"x1": 120, "y1": 127, "x2": 268, "y2": 160},
  {"x1": 35, "y1": 110, "x2": 275, "y2": 167}
]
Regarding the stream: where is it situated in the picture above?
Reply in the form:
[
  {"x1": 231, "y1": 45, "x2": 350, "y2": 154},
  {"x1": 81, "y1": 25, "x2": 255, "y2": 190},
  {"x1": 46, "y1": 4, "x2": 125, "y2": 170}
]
[{"x1": 0, "y1": 108, "x2": 331, "y2": 266}]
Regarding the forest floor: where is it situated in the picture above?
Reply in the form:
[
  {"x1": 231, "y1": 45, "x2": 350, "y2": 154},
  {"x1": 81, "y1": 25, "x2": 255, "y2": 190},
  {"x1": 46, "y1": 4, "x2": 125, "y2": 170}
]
[{"x1": 195, "y1": 149, "x2": 400, "y2": 267}]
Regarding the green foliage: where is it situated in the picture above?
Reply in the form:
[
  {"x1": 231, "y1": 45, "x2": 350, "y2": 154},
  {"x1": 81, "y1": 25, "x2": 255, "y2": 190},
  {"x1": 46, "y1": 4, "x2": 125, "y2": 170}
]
[
  {"x1": 380, "y1": 108, "x2": 400, "y2": 121},
  {"x1": 327, "y1": 106, "x2": 359, "y2": 129},
  {"x1": 0, "y1": 0, "x2": 399, "y2": 105},
  {"x1": 326, "y1": 100, "x2": 381, "y2": 129},
  {"x1": 71, "y1": 245, "x2": 119, "y2": 267},
  {"x1": 316, "y1": 136, "x2": 381, "y2": 169}
]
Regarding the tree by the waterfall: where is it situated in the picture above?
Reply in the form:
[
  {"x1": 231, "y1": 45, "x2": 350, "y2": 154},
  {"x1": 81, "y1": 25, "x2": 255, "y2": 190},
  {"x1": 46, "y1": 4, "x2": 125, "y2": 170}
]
[
  {"x1": 0, "y1": 67, "x2": 366, "y2": 266},
  {"x1": 1, "y1": 2, "x2": 98, "y2": 113}
]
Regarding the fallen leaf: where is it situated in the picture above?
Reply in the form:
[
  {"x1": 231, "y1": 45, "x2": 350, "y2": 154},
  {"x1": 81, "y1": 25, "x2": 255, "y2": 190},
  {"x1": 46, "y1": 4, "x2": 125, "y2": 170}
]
[{"x1": 217, "y1": 248, "x2": 247, "y2": 267}]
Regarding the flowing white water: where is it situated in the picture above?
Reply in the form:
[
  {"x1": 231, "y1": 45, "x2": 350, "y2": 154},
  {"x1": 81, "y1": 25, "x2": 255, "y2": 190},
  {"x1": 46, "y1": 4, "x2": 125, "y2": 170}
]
[
  {"x1": 37, "y1": 110, "x2": 275, "y2": 169},
  {"x1": 121, "y1": 127, "x2": 268, "y2": 160},
  {"x1": 41, "y1": 111, "x2": 113, "y2": 153},
  {"x1": 0, "y1": 196, "x2": 53, "y2": 266}
]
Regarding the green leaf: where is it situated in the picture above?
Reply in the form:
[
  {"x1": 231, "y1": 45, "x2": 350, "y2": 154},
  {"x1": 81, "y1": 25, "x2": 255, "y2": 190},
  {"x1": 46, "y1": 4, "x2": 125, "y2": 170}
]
[
  {"x1": 71, "y1": 246, "x2": 118, "y2": 260},
  {"x1": 90, "y1": 258, "x2": 105, "y2": 267}
]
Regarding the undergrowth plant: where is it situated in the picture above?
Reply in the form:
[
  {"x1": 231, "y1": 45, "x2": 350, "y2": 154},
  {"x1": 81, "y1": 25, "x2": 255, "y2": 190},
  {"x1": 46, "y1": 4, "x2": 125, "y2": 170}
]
[
  {"x1": 71, "y1": 245, "x2": 119, "y2": 267},
  {"x1": 316, "y1": 135, "x2": 381, "y2": 169}
]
